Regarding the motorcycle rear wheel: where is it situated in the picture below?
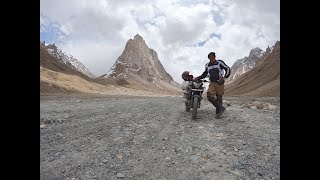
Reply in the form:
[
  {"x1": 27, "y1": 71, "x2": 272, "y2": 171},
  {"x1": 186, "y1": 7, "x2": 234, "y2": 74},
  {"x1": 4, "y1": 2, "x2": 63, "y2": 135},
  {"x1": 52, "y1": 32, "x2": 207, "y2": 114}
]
[{"x1": 185, "y1": 99, "x2": 191, "y2": 112}]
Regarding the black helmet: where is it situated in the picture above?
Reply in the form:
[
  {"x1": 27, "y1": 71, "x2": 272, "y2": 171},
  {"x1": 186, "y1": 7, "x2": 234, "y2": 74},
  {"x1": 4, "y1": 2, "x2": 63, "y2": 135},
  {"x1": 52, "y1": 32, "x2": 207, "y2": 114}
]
[
  {"x1": 182, "y1": 71, "x2": 193, "y2": 81},
  {"x1": 208, "y1": 52, "x2": 215, "y2": 58}
]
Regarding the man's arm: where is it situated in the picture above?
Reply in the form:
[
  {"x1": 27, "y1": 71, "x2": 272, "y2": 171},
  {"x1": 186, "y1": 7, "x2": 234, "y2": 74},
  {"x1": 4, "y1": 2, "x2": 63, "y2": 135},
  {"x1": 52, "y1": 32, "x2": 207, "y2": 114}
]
[
  {"x1": 196, "y1": 67, "x2": 208, "y2": 80},
  {"x1": 219, "y1": 60, "x2": 231, "y2": 78}
]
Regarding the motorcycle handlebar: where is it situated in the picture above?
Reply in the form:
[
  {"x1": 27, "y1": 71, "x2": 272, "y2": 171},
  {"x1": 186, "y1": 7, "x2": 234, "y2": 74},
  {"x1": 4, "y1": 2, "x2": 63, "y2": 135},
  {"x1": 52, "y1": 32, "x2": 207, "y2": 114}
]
[{"x1": 191, "y1": 79, "x2": 209, "y2": 83}]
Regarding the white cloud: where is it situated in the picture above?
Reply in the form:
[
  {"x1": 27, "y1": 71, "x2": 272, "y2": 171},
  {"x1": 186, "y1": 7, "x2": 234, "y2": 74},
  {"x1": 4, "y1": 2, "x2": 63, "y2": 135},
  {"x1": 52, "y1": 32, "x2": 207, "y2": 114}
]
[
  {"x1": 40, "y1": 0, "x2": 280, "y2": 84},
  {"x1": 157, "y1": 2, "x2": 215, "y2": 45},
  {"x1": 60, "y1": 40, "x2": 124, "y2": 76},
  {"x1": 40, "y1": 16, "x2": 49, "y2": 32}
]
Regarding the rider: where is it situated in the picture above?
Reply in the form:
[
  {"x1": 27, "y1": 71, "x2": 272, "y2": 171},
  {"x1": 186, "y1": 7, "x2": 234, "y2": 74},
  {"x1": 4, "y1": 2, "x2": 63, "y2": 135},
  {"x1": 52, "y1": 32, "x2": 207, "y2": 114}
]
[
  {"x1": 194, "y1": 52, "x2": 231, "y2": 118},
  {"x1": 181, "y1": 71, "x2": 193, "y2": 81},
  {"x1": 181, "y1": 71, "x2": 194, "y2": 98}
]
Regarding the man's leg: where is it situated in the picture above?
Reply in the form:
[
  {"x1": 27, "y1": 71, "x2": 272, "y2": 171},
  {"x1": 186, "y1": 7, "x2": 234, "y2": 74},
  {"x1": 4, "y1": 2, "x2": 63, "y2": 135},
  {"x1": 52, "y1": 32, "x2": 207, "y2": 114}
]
[
  {"x1": 207, "y1": 83, "x2": 219, "y2": 113},
  {"x1": 215, "y1": 95, "x2": 225, "y2": 117},
  {"x1": 216, "y1": 84, "x2": 225, "y2": 118},
  {"x1": 207, "y1": 93, "x2": 220, "y2": 113}
]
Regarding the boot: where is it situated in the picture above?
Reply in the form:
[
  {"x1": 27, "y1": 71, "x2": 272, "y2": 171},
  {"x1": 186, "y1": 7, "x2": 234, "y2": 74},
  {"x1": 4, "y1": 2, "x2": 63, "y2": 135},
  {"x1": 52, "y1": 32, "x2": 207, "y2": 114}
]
[
  {"x1": 213, "y1": 98, "x2": 220, "y2": 114},
  {"x1": 208, "y1": 96, "x2": 218, "y2": 111},
  {"x1": 216, "y1": 106, "x2": 225, "y2": 118},
  {"x1": 215, "y1": 95, "x2": 225, "y2": 118}
]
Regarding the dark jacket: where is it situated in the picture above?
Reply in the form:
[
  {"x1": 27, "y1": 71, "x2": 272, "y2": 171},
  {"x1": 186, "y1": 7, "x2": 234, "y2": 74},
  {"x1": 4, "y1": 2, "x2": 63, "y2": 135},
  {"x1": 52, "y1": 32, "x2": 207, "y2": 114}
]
[{"x1": 197, "y1": 60, "x2": 231, "y2": 82}]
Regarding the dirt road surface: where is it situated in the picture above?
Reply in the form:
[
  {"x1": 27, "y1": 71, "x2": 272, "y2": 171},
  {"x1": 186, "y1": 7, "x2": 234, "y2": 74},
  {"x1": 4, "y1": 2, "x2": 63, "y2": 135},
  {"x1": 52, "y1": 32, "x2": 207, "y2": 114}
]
[{"x1": 40, "y1": 95, "x2": 280, "y2": 180}]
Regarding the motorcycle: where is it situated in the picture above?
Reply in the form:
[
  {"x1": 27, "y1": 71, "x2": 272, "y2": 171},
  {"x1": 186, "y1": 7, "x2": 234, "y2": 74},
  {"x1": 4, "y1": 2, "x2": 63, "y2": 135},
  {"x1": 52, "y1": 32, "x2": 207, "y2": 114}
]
[{"x1": 182, "y1": 79, "x2": 209, "y2": 119}]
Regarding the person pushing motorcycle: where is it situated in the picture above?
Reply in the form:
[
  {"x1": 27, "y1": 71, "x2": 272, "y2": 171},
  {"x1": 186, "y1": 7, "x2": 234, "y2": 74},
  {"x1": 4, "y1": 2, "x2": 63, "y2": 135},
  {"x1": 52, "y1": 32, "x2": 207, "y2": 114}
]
[{"x1": 194, "y1": 52, "x2": 231, "y2": 118}]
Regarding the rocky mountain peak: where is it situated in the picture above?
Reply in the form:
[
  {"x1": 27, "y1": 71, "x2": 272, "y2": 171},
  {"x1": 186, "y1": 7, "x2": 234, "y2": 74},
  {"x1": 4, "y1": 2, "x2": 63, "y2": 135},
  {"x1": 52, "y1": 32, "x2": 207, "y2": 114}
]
[
  {"x1": 265, "y1": 46, "x2": 271, "y2": 54},
  {"x1": 46, "y1": 43, "x2": 57, "y2": 50},
  {"x1": 274, "y1": 41, "x2": 280, "y2": 49},
  {"x1": 124, "y1": 34, "x2": 148, "y2": 52},
  {"x1": 43, "y1": 42, "x2": 95, "y2": 78},
  {"x1": 103, "y1": 34, "x2": 180, "y2": 91},
  {"x1": 226, "y1": 47, "x2": 265, "y2": 84},
  {"x1": 134, "y1": 34, "x2": 144, "y2": 41},
  {"x1": 249, "y1": 47, "x2": 264, "y2": 58},
  {"x1": 225, "y1": 40, "x2": 280, "y2": 96}
]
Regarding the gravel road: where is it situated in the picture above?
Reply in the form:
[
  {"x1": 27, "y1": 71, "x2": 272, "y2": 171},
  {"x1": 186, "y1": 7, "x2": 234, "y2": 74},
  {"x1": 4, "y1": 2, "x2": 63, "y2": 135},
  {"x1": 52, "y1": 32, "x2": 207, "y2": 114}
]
[{"x1": 40, "y1": 94, "x2": 280, "y2": 180}]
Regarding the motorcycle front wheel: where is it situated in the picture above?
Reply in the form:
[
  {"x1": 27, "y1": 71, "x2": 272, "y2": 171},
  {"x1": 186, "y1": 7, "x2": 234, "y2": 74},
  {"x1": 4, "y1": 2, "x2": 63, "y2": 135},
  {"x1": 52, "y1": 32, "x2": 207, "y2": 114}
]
[{"x1": 192, "y1": 97, "x2": 198, "y2": 119}]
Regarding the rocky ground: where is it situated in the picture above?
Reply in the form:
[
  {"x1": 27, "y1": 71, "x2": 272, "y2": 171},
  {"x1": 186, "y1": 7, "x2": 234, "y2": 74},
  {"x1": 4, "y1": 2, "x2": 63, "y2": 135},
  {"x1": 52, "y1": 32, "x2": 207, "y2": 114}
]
[{"x1": 40, "y1": 94, "x2": 280, "y2": 180}]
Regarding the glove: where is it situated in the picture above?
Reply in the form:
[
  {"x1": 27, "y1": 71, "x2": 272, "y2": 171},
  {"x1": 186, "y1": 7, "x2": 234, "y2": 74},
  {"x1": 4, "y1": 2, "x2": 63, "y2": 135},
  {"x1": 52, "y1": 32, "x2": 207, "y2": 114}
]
[
  {"x1": 217, "y1": 79, "x2": 224, "y2": 85},
  {"x1": 217, "y1": 77, "x2": 225, "y2": 85}
]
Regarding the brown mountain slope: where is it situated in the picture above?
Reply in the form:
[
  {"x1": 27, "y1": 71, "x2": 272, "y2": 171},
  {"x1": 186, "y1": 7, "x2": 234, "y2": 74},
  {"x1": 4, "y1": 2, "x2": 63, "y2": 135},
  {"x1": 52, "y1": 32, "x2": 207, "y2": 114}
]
[
  {"x1": 40, "y1": 42, "x2": 120, "y2": 88},
  {"x1": 40, "y1": 66, "x2": 179, "y2": 96},
  {"x1": 225, "y1": 41, "x2": 280, "y2": 97},
  {"x1": 40, "y1": 41, "x2": 180, "y2": 95},
  {"x1": 225, "y1": 47, "x2": 264, "y2": 85},
  {"x1": 40, "y1": 42, "x2": 94, "y2": 82}
]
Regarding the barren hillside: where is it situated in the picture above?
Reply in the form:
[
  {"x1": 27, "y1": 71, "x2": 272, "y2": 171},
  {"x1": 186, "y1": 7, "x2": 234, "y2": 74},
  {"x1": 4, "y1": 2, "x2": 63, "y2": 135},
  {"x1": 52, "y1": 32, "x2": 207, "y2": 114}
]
[
  {"x1": 41, "y1": 66, "x2": 180, "y2": 96},
  {"x1": 225, "y1": 41, "x2": 280, "y2": 97}
]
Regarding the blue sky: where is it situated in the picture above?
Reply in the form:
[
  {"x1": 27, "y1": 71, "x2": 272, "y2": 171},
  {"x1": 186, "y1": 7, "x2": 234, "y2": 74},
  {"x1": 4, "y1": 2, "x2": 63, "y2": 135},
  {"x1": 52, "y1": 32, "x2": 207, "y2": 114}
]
[
  {"x1": 40, "y1": 0, "x2": 280, "y2": 84},
  {"x1": 40, "y1": 26, "x2": 64, "y2": 44},
  {"x1": 194, "y1": 33, "x2": 221, "y2": 47}
]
